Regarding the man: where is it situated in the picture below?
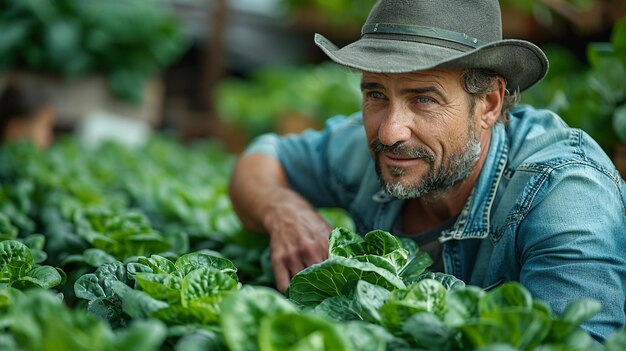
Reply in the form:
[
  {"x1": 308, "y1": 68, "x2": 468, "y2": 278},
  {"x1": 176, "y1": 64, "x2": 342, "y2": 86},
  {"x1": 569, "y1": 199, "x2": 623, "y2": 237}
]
[
  {"x1": 0, "y1": 76, "x2": 55, "y2": 150},
  {"x1": 228, "y1": 0, "x2": 626, "y2": 341}
]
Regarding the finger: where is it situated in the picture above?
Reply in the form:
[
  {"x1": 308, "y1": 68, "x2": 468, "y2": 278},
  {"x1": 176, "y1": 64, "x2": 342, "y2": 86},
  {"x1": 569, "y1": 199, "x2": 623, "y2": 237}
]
[
  {"x1": 301, "y1": 245, "x2": 325, "y2": 267},
  {"x1": 285, "y1": 255, "x2": 306, "y2": 278},
  {"x1": 272, "y1": 251, "x2": 306, "y2": 292},
  {"x1": 272, "y1": 259, "x2": 291, "y2": 293},
  {"x1": 319, "y1": 238, "x2": 329, "y2": 260}
]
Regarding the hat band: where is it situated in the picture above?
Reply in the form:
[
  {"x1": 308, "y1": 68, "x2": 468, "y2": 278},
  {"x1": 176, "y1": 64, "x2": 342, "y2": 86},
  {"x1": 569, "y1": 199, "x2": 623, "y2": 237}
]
[{"x1": 361, "y1": 23, "x2": 486, "y2": 49}]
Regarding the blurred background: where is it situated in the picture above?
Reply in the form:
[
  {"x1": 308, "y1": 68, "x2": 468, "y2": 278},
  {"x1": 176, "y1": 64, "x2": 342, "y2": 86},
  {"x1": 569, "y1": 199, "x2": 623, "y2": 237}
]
[{"x1": 0, "y1": 0, "x2": 625, "y2": 174}]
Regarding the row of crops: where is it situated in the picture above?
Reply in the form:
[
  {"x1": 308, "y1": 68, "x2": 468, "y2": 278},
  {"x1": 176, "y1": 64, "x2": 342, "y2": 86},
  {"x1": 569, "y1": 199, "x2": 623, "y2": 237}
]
[{"x1": 1, "y1": 136, "x2": 625, "y2": 350}]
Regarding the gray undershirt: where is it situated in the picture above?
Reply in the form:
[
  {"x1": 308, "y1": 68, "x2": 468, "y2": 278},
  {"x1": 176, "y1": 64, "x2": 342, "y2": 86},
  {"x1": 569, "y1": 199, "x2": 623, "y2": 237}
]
[{"x1": 393, "y1": 215, "x2": 458, "y2": 273}]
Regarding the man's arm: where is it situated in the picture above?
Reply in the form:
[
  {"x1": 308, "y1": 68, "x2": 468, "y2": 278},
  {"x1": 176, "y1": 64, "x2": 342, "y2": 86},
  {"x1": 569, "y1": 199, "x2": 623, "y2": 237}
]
[
  {"x1": 228, "y1": 152, "x2": 332, "y2": 292},
  {"x1": 517, "y1": 165, "x2": 626, "y2": 341}
]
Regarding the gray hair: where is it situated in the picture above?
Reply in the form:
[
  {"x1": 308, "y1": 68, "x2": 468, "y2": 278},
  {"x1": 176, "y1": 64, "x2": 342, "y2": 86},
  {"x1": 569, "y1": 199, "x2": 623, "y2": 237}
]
[{"x1": 461, "y1": 69, "x2": 519, "y2": 124}]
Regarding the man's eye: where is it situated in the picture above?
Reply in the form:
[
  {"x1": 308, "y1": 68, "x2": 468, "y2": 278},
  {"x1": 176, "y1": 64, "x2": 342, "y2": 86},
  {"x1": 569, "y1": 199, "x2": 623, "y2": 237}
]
[
  {"x1": 366, "y1": 91, "x2": 385, "y2": 99},
  {"x1": 416, "y1": 96, "x2": 433, "y2": 104}
]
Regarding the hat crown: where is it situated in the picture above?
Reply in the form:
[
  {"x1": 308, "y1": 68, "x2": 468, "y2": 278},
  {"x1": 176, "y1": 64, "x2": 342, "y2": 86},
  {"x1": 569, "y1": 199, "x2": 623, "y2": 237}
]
[{"x1": 364, "y1": 0, "x2": 502, "y2": 43}]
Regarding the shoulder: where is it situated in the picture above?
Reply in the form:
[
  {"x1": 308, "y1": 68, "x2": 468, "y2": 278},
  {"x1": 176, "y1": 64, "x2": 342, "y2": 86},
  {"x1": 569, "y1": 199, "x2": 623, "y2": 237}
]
[
  {"x1": 494, "y1": 105, "x2": 625, "y2": 227},
  {"x1": 324, "y1": 112, "x2": 370, "y2": 161},
  {"x1": 322, "y1": 113, "x2": 377, "y2": 192},
  {"x1": 505, "y1": 105, "x2": 618, "y2": 177}
]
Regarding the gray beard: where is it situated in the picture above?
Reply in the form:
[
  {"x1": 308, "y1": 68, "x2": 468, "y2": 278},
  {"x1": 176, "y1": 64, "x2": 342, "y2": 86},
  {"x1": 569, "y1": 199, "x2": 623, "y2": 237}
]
[{"x1": 371, "y1": 128, "x2": 481, "y2": 200}]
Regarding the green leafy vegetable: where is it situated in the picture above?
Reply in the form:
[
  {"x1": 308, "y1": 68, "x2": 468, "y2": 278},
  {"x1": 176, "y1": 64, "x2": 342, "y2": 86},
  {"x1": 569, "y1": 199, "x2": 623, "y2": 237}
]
[
  {"x1": 0, "y1": 240, "x2": 63, "y2": 289},
  {"x1": 1, "y1": 288, "x2": 167, "y2": 351},
  {"x1": 220, "y1": 285, "x2": 297, "y2": 351}
]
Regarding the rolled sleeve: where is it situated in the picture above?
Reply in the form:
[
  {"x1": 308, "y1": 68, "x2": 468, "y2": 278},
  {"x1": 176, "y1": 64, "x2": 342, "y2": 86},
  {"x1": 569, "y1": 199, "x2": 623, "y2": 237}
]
[{"x1": 243, "y1": 114, "x2": 365, "y2": 209}]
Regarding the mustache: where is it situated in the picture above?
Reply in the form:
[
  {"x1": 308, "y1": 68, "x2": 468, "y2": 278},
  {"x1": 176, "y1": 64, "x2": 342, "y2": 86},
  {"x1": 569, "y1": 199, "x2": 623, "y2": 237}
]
[{"x1": 369, "y1": 139, "x2": 435, "y2": 163}]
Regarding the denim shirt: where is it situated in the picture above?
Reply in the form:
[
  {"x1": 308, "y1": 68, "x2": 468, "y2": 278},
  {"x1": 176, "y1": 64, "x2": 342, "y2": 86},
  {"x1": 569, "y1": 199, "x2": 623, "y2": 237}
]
[{"x1": 245, "y1": 104, "x2": 626, "y2": 341}]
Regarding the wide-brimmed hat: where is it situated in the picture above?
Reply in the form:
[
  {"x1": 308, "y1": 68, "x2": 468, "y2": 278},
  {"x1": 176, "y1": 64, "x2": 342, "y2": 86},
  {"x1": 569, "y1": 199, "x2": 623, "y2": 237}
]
[{"x1": 314, "y1": 0, "x2": 548, "y2": 92}]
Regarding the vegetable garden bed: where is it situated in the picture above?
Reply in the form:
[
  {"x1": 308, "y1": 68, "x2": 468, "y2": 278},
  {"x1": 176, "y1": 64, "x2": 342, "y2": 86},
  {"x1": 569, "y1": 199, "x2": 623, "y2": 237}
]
[{"x1": 0, "y1": 137, "x2": 625, "y2": 350}]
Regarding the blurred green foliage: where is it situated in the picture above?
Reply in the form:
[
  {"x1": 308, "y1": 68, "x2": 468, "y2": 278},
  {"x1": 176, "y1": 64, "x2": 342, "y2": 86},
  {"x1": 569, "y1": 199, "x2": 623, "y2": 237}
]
[
  {"x1": 0, "y1": 0, "x2": 188, "y2": 102},
  {"x1": 523, "y1": 17, "x2": 626, "y2": 152},
  {"x1": 500, "y1": 0, "x2": 596, "y2": 12},
  {"x1": 214, "y1": 61, "x2": 362, "y2": 138},
  {"x1": 279, "y1": 0, "x2": 377, "y2": 30},
  {"x1": 279, "y1": 0, "x2": 598, "y2": 32}
]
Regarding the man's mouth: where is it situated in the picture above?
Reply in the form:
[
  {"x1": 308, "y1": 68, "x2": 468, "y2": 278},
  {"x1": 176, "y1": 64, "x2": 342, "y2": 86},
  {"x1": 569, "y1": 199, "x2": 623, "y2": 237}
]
[{"x1": 381, "y1": 153, "x2": 430, "y2": 168}]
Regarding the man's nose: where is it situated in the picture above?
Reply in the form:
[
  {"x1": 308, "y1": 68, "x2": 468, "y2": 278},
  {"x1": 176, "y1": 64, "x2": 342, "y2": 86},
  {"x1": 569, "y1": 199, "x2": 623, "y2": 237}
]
[{"x1": 378, "y1": 103, "x2": 412, "y2": 146}]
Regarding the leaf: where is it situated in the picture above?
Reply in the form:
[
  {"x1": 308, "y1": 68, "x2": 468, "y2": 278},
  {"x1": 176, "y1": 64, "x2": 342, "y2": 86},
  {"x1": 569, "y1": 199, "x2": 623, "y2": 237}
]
[
  {"x1": 328, "y1": 227, "x2": 365, "y2": 257},
  {"x1": 0, "y1": 287, "x2": 22, "y2": 312},
  {"x1": 561, "y1": 298, "x2": 602, "y2": 326},
  {"x1": 86, "y1": 295, "x2": 127, "y2": 328},
  {"x1": 587, "y1": 42, "x2": 614, "y2": 68},
  {"x1": 258, "y1": 312, "x2": 350, "y2": 351},
  {"x1": 21, "y1": 234, "x2": 47, "y2": 263},
  {"x1": 318, "y1": 209, "x2": 355, "y2": 231},
  {"x1": 613, "y1": 104, "x2": 626, "y2": 143},
  {"x1": 152, "y1": 304, "x2": 217, "y2": 325},
  {"x1": 5, "y1": 289, "x2": 112, "y2": 351},
  {"x1": 0, "y1": 240, "x2": 34, "y2": 271},
  {"x1": 352, "y1": 255, "x2": 399, "y2": 275},
  {"x1": 287, "y1": 256, "x2": 406, "y2": 309},
  {"x1": 314, "y1": 280, "x2": 390, "y2": 323},
  {"x1": 458, "y1": 308, "x2": 551, "y2": 350},
  {"x1": 126, "y1": 262, "x2": 155, "y2": 278},
  {"x1": 402, "y1": 312, "x2": 455, "y2": 350},
  {"x1": 399, "y1": 251, "x2": 434, "y2": 284},
  {"x1": 174, "y1": 252, "x2": 237, "y2": 278},
  {"x1": 180, "y1": 267, "x2": 238, "y2": 308},
  {"x1": 413, "y1": 272, "x2": 466, "y2": 290},
  {"x1": 74, "y1": 261, "x2": 127, "y2": 302},
  {"x1": 339, "y1": 321, "x2": 386, "y2": 351},
  {"x1": 111, "y1": 280, "x2": 168, "y2": 319},
  {"x1": 0, "y1": 213, "x2": 18, "y2": 241},
  {"x1": 611, "y1": 17, "x2": 626, "y2": 59},
  {"x1": 138, "y1": 255, "x2": 177, "y2": 274},
  {"x1": 313, "y1": 295, "x2": 362, "y2": 322},
  {"x1": 14, "y1": 265, "x2": 63, "y2": 289},
  {"x1": 0, "y1": 22, "x2": 29, "y2": 57},
  {"x1": 82, "y1": 248, "x2": 117, "y2": 267},
  {"x1": 362, "y1": 230, "x2": 405, "y2": 256},
  {"x1": 379, "y1": 279, "x2": 448, "y2": 334},
  {"x1": 94, "y1": 261, "x2": 127, "y2": 295},
  {"x1": 109, "y1": 319, "x2": 167, "y2": 351},
  {"x1": 588, "y1": 58, "x2": 626, "y2": 106},
  {"x1": 547, "y1": 298, "x2": 602, "y2": 342},
  {"x1": 134, "y1": 273, "x2": 182, "y2": 304},
  {"x1": 174, "y1": 328, "x2": 227, "y2": 351},
  {"x1": 75, "y1": 274, "x2": 106, "y2": 300},
  {"x1": 604, "y1": 329, "x2": 626, "y2": 351},
  {"x1": 45, "y1": 20, "x2": 84, "y2": 75},
  {"x1": 479, "y1": 282, "x2": 533, "y2": 315},
  {"x1": 329, "y1": 229, "x2": 409, "y2": 272},
  {"x1": 444, "y1": 286, "x2": 485, "y2": 327},
  {"x1": 473, "y1": 344, "x2": 519, "y2": 351},
  {"x1": 220, "y1": 286, "x2": 297, "y2": 351}
]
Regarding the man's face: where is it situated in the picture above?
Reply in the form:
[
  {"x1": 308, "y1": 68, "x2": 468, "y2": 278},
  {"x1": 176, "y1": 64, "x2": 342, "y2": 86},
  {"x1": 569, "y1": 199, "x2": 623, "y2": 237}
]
[{"x1": 361, "y1": 69, "x2": 482, "y2": 199}]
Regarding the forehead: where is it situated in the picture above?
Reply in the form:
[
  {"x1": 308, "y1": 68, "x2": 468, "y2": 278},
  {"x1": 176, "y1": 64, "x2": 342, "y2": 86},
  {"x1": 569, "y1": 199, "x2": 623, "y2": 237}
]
[{"x1": 361, "y1": 69, "x2": 463, "y2": 89}]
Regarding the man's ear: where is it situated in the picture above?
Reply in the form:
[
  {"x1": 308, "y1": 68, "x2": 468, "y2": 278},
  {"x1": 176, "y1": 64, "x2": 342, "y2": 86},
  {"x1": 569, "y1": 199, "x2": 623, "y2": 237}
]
[{"x1": 479, "y1": 76, "x2": 506, "y2": 129}]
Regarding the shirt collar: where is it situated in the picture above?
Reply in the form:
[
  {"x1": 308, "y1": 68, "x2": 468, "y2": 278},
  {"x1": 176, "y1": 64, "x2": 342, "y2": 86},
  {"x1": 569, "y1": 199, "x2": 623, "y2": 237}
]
[{"x1": 440, "y1": 123, "x2": 508, "y2": 242}]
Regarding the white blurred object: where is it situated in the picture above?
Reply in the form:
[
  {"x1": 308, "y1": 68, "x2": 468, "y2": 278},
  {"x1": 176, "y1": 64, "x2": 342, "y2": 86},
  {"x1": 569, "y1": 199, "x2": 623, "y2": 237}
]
[
  {"x1": 77, "y1": 110, "x2": 151, "y2": 149},
  {"x1": 0, "y1": 73, "x2": 164, "y2": 129}
]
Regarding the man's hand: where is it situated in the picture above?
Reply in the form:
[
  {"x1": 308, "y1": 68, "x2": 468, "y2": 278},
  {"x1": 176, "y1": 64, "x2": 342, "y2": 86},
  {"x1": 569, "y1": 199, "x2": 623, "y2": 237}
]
[
  {"x1": 263, "y1": 203, "x2": 333, "y2": 292},
  {"x1": 228, "y1": 153, "x2": 334, "y2": 292}
]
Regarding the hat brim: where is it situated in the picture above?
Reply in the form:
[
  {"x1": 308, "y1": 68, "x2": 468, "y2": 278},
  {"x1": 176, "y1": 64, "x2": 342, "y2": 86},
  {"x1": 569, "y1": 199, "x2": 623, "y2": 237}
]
[{"x1": 314, "y1": 34, "x2": 548, "y2": 93}]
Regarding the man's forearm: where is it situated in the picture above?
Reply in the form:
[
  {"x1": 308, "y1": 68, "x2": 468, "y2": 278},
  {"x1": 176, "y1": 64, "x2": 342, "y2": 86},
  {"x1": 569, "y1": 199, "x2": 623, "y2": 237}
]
[
  {"x1": 229, "y1": 152, "x2": 333, "y2": 291},
  {"x1": 228, "y1": 152, "x2": 319, "y2": 234}
]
